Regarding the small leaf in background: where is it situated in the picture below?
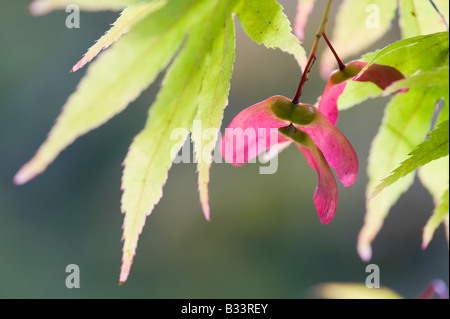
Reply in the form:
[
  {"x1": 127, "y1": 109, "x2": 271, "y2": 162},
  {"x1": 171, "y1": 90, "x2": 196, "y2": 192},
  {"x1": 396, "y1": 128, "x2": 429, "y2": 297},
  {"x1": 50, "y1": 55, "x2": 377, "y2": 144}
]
[
  {"x1": 399, "y1": 0, "x2": 449, "y2": 39},
  {"x1": 235, "y1": 0, "x2": 307, "y2": 70},
  {"x1": 319, "y1": 0, "x2": 398, "y2": 78},
  {"x1": 29, "y1": 0, "x2": 153, "y2": 15},
  {"x1": 294, "y1": 0, "x2": 316, "y2": 42},
  {"x1": 312, "y1": 282, "x2": 403, "y2": 299},
  {"x1": 423, "y1": 188, "x2": 449, "y2": 249},
  {"x1": 357, "y1": 87, "x2": 444, "y2": 261},
  {"x1": 418, "y1": 92, "x2": 449, "y2": 249},
  {"x1": 71, "y1": 1, "x2": 167, "y2": 73},
  {"x1": 372, "y1": 119, "x2": 449, "y2": 198}
]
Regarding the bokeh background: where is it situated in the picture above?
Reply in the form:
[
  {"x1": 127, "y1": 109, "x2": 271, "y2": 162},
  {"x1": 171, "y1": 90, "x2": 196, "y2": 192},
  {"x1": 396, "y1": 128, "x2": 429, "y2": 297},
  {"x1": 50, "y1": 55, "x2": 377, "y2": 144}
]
[{"x1": 0, "y1": 0, "x2": 448, "y2": 298}]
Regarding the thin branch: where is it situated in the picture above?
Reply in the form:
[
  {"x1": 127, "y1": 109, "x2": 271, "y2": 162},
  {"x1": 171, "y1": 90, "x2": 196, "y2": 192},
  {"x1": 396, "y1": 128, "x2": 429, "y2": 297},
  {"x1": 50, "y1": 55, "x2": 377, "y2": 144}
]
[{"x1": 292, "y1": 0, "x2": 333, "y2": 104}]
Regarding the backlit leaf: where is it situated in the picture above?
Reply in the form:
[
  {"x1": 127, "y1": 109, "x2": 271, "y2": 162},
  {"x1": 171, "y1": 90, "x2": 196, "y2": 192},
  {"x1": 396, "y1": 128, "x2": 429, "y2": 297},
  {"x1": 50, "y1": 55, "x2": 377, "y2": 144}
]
[
  {"x1": 357, "y1": 87, "x2": 443, "y2": 261},
  {"x1": 399, "y1": 0, "x2": 449, "y2": 38},
  {"x1": 14, "y1": 0, "x2": 196, "y2": 185},
  {"x1": 119, "y1": 0, "x2": 226, "y2": 284},
  {"x1": 419, "y1": 97, "x2": 449, "y2": 248},
  {"x1": 71, "y1": 1, "x2": 167, "y2": 72},
  {"x1": 192, "y1": 1, "x2": 236, "y2": 221},
  {"x1": 420, "y1": 157, "x2": 449, "y2": 249},
  {"x1": 423, "y1": 189, "x2": 449, "y2": 249},
  {"x1": 383, "y1": 66, "x2": 449, "y2": 94},
  {"x1": 234, "y1": 0, "x2": 307, "y2": 69},
  {"x1": 294, "y1": 0, "x2": 316, "y2": 42},
  {"x1": 372, "y1": 119, "x2": 449, "y2": 198}
]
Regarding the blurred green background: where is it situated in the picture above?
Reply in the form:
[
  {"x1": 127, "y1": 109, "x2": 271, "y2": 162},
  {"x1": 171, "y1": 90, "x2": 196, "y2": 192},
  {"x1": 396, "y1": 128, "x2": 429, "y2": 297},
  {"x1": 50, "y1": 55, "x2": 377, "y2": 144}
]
[{"x1": 0, "y1": 0, "x2": 448, "y2": 298}]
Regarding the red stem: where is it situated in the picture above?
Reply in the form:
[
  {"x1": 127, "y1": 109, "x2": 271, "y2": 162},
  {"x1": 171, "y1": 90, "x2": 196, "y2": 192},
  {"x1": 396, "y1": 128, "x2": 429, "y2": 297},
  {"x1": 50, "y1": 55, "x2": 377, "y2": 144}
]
[
  {"x1": 322, "y1": 32, "x2": 345, "y2": 71},
  {"x1": 292, "y1": 0, "x2": 333, "y2": 104}
]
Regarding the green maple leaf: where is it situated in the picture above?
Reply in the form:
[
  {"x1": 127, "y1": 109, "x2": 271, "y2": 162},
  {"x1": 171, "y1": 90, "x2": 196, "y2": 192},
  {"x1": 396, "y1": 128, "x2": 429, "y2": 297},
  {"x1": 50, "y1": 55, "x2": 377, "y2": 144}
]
[
  {"x1": 419, "y1": 160, "x2": 449, "y2": 249},
  {"x1": 357, "y1": 86, "x2": 447, "y2": 261},
  {"x1": 17, "y1": 0, "x2": 306, "y2": 284},
  {"x1": 312, "y1": 30, "x2": 448, "y2": 260},
  {"x1": 372, "y1": 119, "x2": 449, "y2": 198}
]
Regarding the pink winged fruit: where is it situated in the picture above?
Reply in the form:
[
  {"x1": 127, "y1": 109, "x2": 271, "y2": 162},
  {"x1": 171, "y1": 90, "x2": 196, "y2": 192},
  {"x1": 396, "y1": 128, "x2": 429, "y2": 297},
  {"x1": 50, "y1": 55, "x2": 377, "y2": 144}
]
[
  {"x1": 318, "y1": 60, "x2": 406, "y2": 125},
  {"x1": 220, "y1": 95, "x2": 358, "y2": 224}
]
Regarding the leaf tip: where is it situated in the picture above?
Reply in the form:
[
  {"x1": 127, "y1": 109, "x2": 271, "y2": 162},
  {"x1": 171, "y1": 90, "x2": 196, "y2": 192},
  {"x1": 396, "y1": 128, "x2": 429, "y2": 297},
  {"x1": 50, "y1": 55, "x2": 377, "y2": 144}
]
[
  {"x1": 421, "y1": 240, "x2": 430, "y2": 250},
  {"x1": 202, "y1": 204, "x2": 211, "y2": 222},
  {"x1": 369, "y1": 183, "x2": 385, "y2": 200},
  {"x1": 422, "y1": 232, "x2": 432, "y2": 250},
  {"x1": 29, "y1": 0, "x2": 49, "y2": 16},
  {"x1": 368, "y1": 191, "x2": 378, "y2": 201},
  {"x1": 357, "y1": 241, "x2": 372, "y2": 262},
  {"x1": 119, "y1": 261, "x2": 131, "y2": 286},
  {"x1": 200, "y1": 191, "x2": 211, "y2": 222},
  {"x1": 13, "y1": 165, "x2": 34, "y2": 185},
  {"x1": 70, "y1": 62, "x2": 83, "y2": 73}
]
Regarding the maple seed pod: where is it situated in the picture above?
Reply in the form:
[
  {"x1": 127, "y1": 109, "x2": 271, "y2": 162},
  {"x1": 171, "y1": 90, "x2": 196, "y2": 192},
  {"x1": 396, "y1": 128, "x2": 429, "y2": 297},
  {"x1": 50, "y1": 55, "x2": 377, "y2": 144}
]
[
  {"x1": 271, "y1": 96, "x2": 294, "y2": 121},
  {"x1": 278, "y1": 125, "x2": 310, "y2": 145},
  {"x1": 271, "y1": 97, "x2": 316, "y2": 125},
  {"x1": 290, "y1": 104, "x2": 316, "y2": 125},
  {"x1": 329, "y1": 61, "x2": 365, "y2": 84}
]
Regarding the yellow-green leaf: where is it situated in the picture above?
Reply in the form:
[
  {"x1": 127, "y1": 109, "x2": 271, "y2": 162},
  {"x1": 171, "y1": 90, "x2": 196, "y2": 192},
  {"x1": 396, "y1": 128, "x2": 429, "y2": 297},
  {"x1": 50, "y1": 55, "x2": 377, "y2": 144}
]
[
  {"x1": 423, "y1": 189, "x2": 449, "y2": 248},
  {"x1": 399, "y1": 0, "x2": 449, "y2": 38},
  {"x1": 383, "y1": 66, "x2": 449, "y2": 95},
  {"x1": 71, "y1": 1, "x2": 167, "y2": 72},
  {"x1": 120, "y1": 0, "x2": 226, "y2": 284},
  {"x1": 358, "y1": 87, "x2": 442, "y2": 261},
  {"x1": 372, "y1": 119, "x2": 449, "y2": 198},
  {"x1": 234, "y1": 0, "x2": 307, "y2": 70},
  {"x1": 192, "y1": 1, "x2": 236, "y2": 221},
  {"x1": 14, "y1": 0, "x2": 195, "y2": 185},
  {"x1": 420, "y1": 157, "x2": 449, "y2": 249}
]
